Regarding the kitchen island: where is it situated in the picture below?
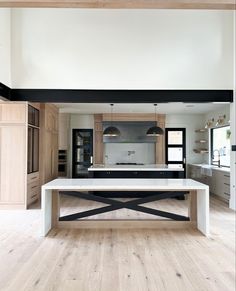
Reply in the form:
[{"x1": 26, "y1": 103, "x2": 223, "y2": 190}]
[
  {"x1": 88, "y1": 164, "x2": 185, "y2": 178},
  {"x1": 88, "y1": 164, "x2": 185, "y2": 197},
  {"x1": 41, "y1": 178, "x2": 209, "y2": 237}
]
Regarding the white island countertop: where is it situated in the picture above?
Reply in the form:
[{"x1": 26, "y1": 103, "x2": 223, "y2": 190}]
[{"x1": 88, "y1": 164, "x2": 184, "y2": 171}]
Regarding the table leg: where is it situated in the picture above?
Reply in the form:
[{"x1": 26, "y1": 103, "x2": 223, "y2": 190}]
[
  {"x1": 41, "y1": 188, "x2": 52, "y2": 236},
  {"x1": 196, "y1": 188, "x2": 210, "y2": 236},
  {"x1": 52, "y1": 190, "x2": 60, "y2": 228},
  {"x1": 188, "y1": 190, "x2": 197, "y2": 222}
]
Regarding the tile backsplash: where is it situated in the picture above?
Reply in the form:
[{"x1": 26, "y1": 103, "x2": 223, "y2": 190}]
[{"x1": 104, "y1": 143, "x2": 156, "y2": 165}]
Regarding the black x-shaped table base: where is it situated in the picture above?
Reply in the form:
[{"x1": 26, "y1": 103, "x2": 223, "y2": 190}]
[{"x1": 59, "y1": 191, "x2": 190, "y2": 221}]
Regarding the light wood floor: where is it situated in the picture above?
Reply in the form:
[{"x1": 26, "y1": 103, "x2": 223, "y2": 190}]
[{"x1": 0, "y1": 195, "x2": 235, "y2": 291}]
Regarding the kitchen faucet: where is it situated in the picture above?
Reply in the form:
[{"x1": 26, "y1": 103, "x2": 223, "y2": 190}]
[{"x1": 212, "y1": 149, "x2": 221, "y2": 168}]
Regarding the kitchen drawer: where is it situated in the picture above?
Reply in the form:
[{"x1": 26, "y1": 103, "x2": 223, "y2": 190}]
[
  {"x1": 27, "y1": 181, "x2": 40, "y2": 205},
  {"x1": 27, "y1": 172, "x2": 39, "y2": 183},
  {"x1": 222, "y1": 191, "x2": 230, "y2": 201}
]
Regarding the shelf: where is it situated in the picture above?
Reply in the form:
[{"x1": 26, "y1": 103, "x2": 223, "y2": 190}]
[
  {"x1": 195, "y1": 129, "x2": 208, "y2": 133},
  {"x1": 193, "y1": 149, "x2": 209, "y2": 154}
]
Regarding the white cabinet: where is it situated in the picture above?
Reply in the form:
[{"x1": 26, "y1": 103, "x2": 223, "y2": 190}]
[
  {"x1": 213, "y1": 170, "x2": 230, "y2": 201},
  {"x1": 188, "y1": 164, "x2": 230, "y2": 202}
]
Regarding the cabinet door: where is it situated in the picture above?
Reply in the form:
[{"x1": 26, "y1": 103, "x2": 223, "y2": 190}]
[
  {"x1": 33, "y1": 128, "x2": 39, "y2": 172},
  {"x1": 0, "y1": 126, "x2": 26, "y2": 204},
  {"x1": 0, "y1": 104, "x2": 26, "y2": 124},
  {"x1": 52, "y1": 133, "x2": 58, "y2": 178},
  {"x1": 45, "y1": 131, "x2": 52, "y2": 182}
]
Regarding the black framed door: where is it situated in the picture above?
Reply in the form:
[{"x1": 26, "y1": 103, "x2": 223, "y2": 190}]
[
  {"x1": 165, "y1": 128, "x2": 186, "y2": 177},
  {"x1": 72, "y1": 129, "x2": 93, "y2": 178}
]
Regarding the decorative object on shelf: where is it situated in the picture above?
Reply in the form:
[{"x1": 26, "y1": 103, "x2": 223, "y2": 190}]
[
  {"x1": 146, "y1": 104, "x2": 164, "y2": 136},
  {"x1": 226, "y1": 129, "x2": 231, "y2": 140},
  {"x1": 195, "y1": 140, "x2": 207, "y2": 144},
  {"x1": 193, "y1": 149, "x2": 209, "y2": 154},
  {"x1": 195, "y1": 129, "x2": 208, "y2": 133},
  {"x1": 194, "y1": 128, "x2": 209, "y2": 154},
  {"x1": 205, "y1": 118, "x2": 214, "y2": 129},
  {"x1": 103, "y1": 104, "x2": 121, "y2": 137},
  {"x1": 215, "y1": 114, "x2": 226, "y2": 127}
]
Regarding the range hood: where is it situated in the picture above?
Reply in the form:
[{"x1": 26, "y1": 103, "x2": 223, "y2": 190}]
[{"x1": 103, "y1": 121, "x2": 157, "y2": 143}]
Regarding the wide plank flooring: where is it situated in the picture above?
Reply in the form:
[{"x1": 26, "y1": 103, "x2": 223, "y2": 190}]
[{"x1": 0, "y1": 195, "x2": 235, "y2": 291}]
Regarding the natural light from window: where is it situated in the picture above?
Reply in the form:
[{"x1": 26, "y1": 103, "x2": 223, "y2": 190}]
[{"x1": 211, "y1": 125, "x2": 230, "y2": 168}]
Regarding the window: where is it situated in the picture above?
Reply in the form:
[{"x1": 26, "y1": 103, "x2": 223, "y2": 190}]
[{"x1": 211, "y1": 125, "x2": 230, "y2": 167}]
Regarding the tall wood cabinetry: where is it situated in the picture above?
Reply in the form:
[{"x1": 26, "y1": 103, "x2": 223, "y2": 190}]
[
  {"x1": 40, "y1": 104, "x2": 59, "y2": 184},
  {"x1": 94, "y1": 114, "x2": 103, "y2": 164},
  {"x1": 0, "y1": 102, "x2": 40, "y2": 209}
]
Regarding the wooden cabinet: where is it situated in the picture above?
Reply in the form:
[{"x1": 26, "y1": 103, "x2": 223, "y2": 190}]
[
  {"x1": 0, "y1": 126, "x2": 26, "y2": 205},
  {"x1": 94, "y1": 114, "x2": 103, "y2": 164},
  {"x1": 40, "y1": 104, "x2": 59, "y2": 184},
  {"x1": 0, "y1": 103, "x2": 26, "y2": 124},
  {"x1": 0, "y1": 102, "x2": 41, "y2": 209},
  {"x1": 59, "y1": 113, "x2": 69, "y2": 150}
]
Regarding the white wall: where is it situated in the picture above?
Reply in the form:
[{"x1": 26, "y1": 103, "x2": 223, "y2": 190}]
[
  {"x1": 11, "y1": 9, "x2": 234, "y2": 89},
  {"x1": 0, "y1": 9, "x2": 11, "y2": 86},
  {"x1": 104, "y1": 143, "x2": 155, "y2": 164}
]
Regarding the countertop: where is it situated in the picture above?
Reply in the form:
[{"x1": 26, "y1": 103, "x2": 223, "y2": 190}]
[
  {"x1": 189, "y1": 163, "x2": 230, "y2": 173},
  {"x1": 42, "y1": 178, "x2": 207, "y2": 190},
  {"x1": 88, "y1": 164, "x2": 184, "y2": 171}
]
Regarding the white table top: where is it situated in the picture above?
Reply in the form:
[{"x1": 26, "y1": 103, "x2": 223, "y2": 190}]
[
  {"x1": 42, "y1": 178, "x2": 208, "y2": 191},
  {"x1": 88, "y1": 164, "x2": 184, "y2": 171}
]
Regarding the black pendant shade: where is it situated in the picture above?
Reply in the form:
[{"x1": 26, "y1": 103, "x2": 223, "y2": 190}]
[
  {"x1": 103, "y1": 126, "x2": 121, "y2": 137},
  {"x1": 146, "y1": 126, "x2": 164, "y2": 136},
  {"x1": 103, "y1": 104, "x2": 120, "y2": 137},
  {"x1": 146, "y1": 104, "x2": 164, "y2": 136}
]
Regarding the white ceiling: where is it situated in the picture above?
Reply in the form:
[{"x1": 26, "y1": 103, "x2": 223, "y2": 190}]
[{"x1": 55, "y1": 103, "x2": 230, "y2": 115}]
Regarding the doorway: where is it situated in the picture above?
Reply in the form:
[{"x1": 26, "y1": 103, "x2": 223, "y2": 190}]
[
  {"x1": 72, "y1": 129, "x2": 93, "y2": 178},
  {"x1": 165, "y1": 128, "x2": 186, "y2": 177}
]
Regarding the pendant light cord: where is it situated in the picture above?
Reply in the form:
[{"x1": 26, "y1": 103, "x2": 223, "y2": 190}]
[
  {"x1": 110, "y1": 104, "x2": 113, "y2": 125},
  {"x1": 154, "y1": 104, "x2": 157, "y2": 124}
]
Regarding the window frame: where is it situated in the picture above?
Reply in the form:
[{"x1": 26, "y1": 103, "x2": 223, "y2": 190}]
[{"x1": 210, "y1": 125, "x2": 230, "y2": 168}]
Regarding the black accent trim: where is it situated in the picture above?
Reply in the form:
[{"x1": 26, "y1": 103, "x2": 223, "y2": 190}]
[
  {"x1": 10, "y1": 89, "x2": 233, "y2": 103},
  {"x1": 0, "y1": 82, "x2": 11, "y2": 100},
  {"x1": 232, "y1": 145, "x2": 236, "y2": 152},
  {"x1": 59, "y1": 191, "x2": 190, "y2": 221},
  {"x1": 165, "y1": 128, "x2": 186, "y2": 178}
]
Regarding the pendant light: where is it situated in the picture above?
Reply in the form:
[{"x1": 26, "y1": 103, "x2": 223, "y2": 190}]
[
  {"x1": 103, "y1": 104, "x2": 121, "y2": 137},
  {"x1": 146, "y1": 104, "x2": 164, "y2": 136}
]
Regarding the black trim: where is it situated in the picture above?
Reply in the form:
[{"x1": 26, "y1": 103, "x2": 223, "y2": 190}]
[
  {"x1": 59, "y1": 191, "x2": 190, "y2": 221},
  {"x1": 165, "y1": 128, "x2": 186, "y2": 178},
  {"x1": 232, "y1": 145, "x2": 236, "y2": 152},
  {"x1": 72, "y1": 129, "x2": 93, "y2": 178},
  {"x1": 1, "y1": 82, "x2": 233, "y2": 103},
  {"x1": 0, "y1": 83, "x2": 11, "y2": 100},
  {"x1": 10, "y1": 89, "x2": 233, "y2": 103}
]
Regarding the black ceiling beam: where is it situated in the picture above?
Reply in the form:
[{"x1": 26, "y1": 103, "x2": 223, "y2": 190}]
[
  {"x1": 0, "y1": 83, "x2": 11, "y2": 100},
  {"x1": 10, "y1": 88, "x2": 233, "y2": 103}
]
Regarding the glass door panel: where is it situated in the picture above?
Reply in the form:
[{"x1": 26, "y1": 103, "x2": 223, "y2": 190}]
[
  {"x1": 168, "y1": 147, "x2": 183, "y2": 161},
  {"x1": 165, "y1": 128, "x2": 186, "y2": 177},
  {"x1": 72, "y1": 129, "x2": 93, "y2": 178}
]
